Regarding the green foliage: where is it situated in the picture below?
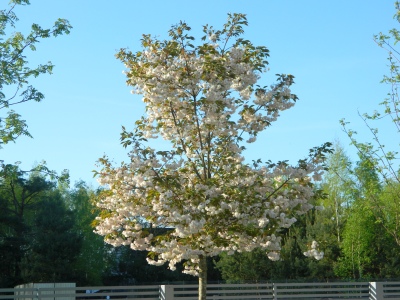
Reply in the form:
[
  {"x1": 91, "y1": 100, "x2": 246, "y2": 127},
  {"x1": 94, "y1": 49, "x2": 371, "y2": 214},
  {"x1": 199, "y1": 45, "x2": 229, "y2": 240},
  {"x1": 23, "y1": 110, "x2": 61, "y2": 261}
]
[
  {"x1": 0, "y1": 164, "x2": 211, "y2": 286},
  {"x1": 0, "y1": 1, "x2": 71, "y2": 147},
  {"x1": 377, "y1": 181, "x2": 400, "y2": 245},
  {"x1": 336, "y1": 3, "x2": 400, "y2": 280},
  {"x1": 216, "y1": 249, "x2": 276, "y2": 282},
  {"x1": 21, "y1": 192, "x2": 83, "y2": 283},
  {"x1": 215, "y1": 205, "x2": 338, "y2": 282},
  {"x1": 335, "y1": 198, "x2": 400, "y2": 279},
  {"x1": 66, "y1": 182, "x2": 107, "y2": 285},
  {"x1": 0, "y1": 163, "x2": 56, "y2": 286},
  {"x1": 333, "y1": 154, "x2": 400, "y2": 280},
  {"x1": 215, "y1": 145, "x2": 400, "y2": 282},
  {"x1": 102, "y1": 245, "x2": 197, "y2": 285},
  {"x1": 340, "y1": 2, "x2": 400, "y2": 195}
]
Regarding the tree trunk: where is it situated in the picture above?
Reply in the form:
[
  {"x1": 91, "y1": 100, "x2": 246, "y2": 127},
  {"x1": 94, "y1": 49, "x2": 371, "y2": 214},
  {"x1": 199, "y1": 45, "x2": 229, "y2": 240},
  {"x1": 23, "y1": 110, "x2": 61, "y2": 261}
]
[{"x1": 198, "y1": 255, "x2": 207, "y2": 300}]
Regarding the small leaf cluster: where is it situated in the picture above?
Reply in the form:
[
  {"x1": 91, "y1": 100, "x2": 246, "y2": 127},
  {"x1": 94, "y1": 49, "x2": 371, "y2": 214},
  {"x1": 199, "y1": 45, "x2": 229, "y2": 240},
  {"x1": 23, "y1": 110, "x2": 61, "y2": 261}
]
[{"x1": 0, "y1": 1, "x2": 72, "y2": 147}]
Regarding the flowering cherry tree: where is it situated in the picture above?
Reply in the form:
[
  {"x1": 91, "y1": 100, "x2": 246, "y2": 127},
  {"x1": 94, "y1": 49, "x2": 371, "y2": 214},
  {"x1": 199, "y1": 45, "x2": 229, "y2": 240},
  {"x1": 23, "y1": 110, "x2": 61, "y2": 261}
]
[{"x1": 95, "y1": 13, "x2": 327, "y2": 300}]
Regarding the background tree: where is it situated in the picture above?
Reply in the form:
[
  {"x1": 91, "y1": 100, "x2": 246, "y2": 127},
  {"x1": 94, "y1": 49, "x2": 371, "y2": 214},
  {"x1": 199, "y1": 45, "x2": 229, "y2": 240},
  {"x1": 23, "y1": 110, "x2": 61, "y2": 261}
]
[
  {"x1": 340, "y1": 2, "x2": 400, "y2": 249},
  {"x1": 216, "y1": 248, "x2": 277, "y2": 282},
  {"x1": 0, "y1": 0, "x2": 72, "y2": 283},
  {"x1": 21, "y1": 191, "x2": 82, "y2": 283},
  {"x1": 334, "y1": 156, "x2": 400, "y2": 279},
  {"x1": 102, "y1": 245, "x2": 197, "y2": 285},
  {"x1": 0, "y1": 163, "x2": 54, "y2": 286},
  {"x1": 0, "y1": 0, "x2": 71, "y2": 147},
  {"x1": 94, "y1": 13, "x2": 329, "y2": 299},
  {"x1": 215, "y1": 201, "x2": 337, "y2": 282},
  {"x1": 65, "y1": 182, "x2": 106, "y2": 285},
  {"x1": 305, "y1": 143, "x2": 354, "y2": 279},
  {"x1": 0, "y1": 162, "x2": 70, "y2": 287},
  {"x1": 320, "y1": 142, "x2": 354, "y2": 243}
]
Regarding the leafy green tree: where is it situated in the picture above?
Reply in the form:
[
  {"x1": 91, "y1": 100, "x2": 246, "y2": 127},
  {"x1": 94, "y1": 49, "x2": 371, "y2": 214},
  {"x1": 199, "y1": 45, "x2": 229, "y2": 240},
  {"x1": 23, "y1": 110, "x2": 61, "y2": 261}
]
[
  {"x1": 102, "y1": 245, "x2": 197, "y2": 285},
  {"x1": 334, "y1": 197, "x2": 400, "y2": 279},
  {"x1": 0, "y1": 0, "x2": 71, "y2": 147},
  {"x1": 215, "y1": 146, "x2": 355, "y2": 282},
  {"x1": 215, "y1": 215, "x2": 334, "y2": 282},
  {"x1": 65, "y1": 182, "x2": 106, "y2": 285},
  {"x1": 0, "y1": 163, "x2": 54, "y2": 286},
  {"x1": 340, "y1": 2, "x2": 400, "y2": 249},
  {"x1": 284, "y1": 206, "x2": 339, "y2": 281},
  {"x1": 0, "y1": 163, "x2": 68, "y2": 287},
  {"x1": 21, "y1": 192, "x2": 82, "y2": 283},
  {"x1": 320, "y1": 142, "x2": 354, "y2": 243},
  {"x1": 334, "y1": 156, "x2": 400, "y2": 279},
  {"x1": 335, "y1": 200, "x2": 374, "y2": 279},
  {"x1": 302, "y1": 143, "x2": 355, "y2": 279},
  {"x1": 377, "y1": 180, "x2": 400, "y2": 246},
  {"x1": 216, "y1": 145, "x2": 400, "y2": 282},
  {"x1": 216, "y1": 248, "x2": 276, "y2": 282}
]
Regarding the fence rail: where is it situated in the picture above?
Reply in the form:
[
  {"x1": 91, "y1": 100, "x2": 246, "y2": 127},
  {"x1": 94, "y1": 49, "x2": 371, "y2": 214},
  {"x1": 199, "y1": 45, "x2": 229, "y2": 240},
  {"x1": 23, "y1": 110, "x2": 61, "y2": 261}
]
[{"x1": 1, "y1": 282, "x2": 400, "y2": 300}]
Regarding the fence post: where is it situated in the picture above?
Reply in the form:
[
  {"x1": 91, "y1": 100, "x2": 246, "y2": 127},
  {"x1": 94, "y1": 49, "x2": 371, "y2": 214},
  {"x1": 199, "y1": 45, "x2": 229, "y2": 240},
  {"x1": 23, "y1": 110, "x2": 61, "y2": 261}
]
[
  {"x1": 369, "y1": 282, "x2": 383, "y2": 300},
  {"x1": 160, "y1": 285, "x2": 174, "y2": 300},
  {"x1": 272, "y1": 283, "x2": 278, "y2": 300}
]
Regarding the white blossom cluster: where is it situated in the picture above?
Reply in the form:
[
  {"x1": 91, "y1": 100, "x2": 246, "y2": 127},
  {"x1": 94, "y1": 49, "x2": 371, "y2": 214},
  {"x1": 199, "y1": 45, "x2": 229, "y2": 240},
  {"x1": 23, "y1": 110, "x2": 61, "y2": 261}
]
[
  {"x1": 95, "y1": 20, "x2": 328, "y2": 276},
  {"x1": 304, "y1": 241, "x2": 324, "y2": 260}
]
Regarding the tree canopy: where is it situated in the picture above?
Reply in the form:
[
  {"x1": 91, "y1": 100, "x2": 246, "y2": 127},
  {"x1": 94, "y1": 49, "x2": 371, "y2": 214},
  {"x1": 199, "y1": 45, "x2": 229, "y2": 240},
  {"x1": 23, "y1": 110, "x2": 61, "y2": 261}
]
[{"x1": 94, "y1": 13, "x2": 329, "y2": 299}]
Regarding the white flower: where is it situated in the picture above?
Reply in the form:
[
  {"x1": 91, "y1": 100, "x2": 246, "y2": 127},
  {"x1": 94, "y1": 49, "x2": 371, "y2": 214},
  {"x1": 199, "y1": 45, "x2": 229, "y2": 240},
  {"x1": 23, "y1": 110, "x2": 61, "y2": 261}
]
[
  {"x1": 267, "y1": 251, "x2": 280, "y2": 261},
  {"x1": 209, "y1": 34, "x2": 217, "y2": 42},
  {"x1": 304, "y1": 241, "x2": 324, "y2": 260}
]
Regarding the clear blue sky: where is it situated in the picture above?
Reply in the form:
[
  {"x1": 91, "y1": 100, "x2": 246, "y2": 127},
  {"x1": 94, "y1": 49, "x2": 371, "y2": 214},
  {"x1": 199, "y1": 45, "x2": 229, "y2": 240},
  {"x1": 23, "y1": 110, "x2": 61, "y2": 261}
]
[{"x1": 1, "y1": 0, "x2": 397, "y2": 187}]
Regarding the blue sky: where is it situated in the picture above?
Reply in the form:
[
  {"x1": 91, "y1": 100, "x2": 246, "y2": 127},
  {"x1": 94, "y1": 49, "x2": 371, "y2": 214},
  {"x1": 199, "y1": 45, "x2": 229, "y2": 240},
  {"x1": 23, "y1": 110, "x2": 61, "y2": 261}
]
[{"x1": 1, "y1": 0, "x2": 398, "y2": 187}]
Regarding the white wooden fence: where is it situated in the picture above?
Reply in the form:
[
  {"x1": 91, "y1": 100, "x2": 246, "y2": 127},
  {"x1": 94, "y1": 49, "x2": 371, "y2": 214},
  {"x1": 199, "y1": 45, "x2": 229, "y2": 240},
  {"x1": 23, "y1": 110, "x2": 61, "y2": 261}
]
[{"x1": 1, "y1": 282, "x2": 400, "y2": 300}]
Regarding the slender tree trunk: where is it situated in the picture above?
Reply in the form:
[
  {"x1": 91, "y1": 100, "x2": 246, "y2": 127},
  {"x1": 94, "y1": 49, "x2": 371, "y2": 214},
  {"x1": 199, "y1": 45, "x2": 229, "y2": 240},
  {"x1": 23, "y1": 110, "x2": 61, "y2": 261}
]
[
  {"x1": 335, "y1": 195, "x2": 341, "y2": 243},
  {"x1": 198, "y1": 255, "x2": 207, "y2": 300}
]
